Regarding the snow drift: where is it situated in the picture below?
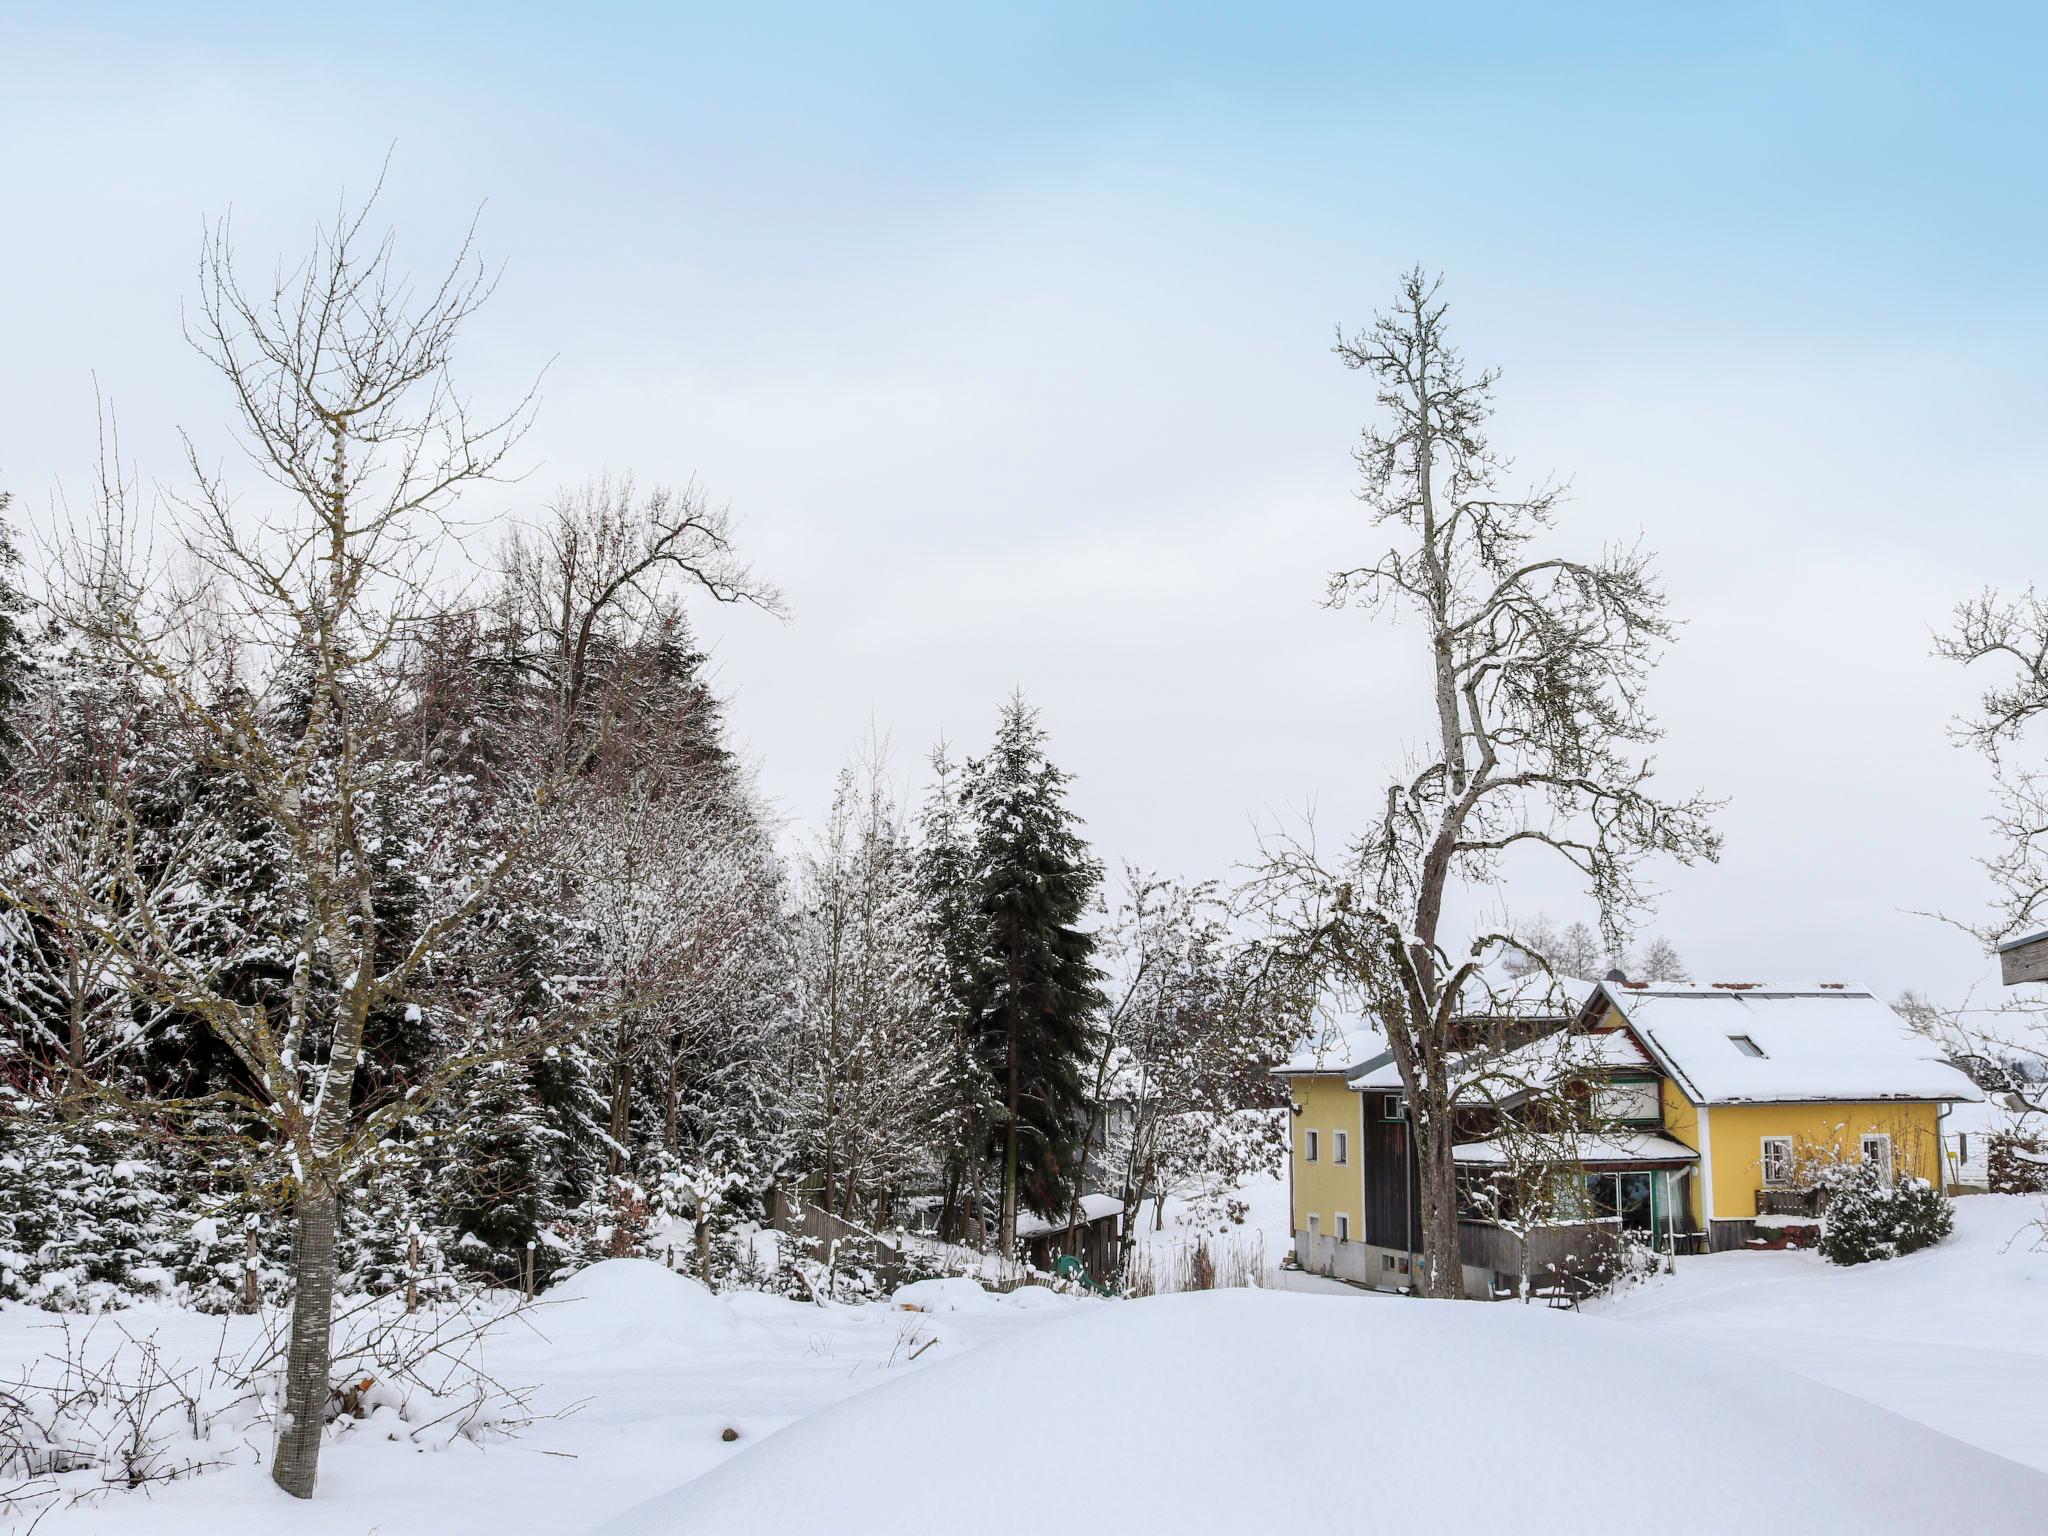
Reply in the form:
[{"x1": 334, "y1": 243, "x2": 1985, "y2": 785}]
[
  {"x1": 597, "y1": 1288, "x2": 2048, "y2": 1536},
  {"x1": 517, "y1": 1260, "x2": 740, "y2": 1355}
]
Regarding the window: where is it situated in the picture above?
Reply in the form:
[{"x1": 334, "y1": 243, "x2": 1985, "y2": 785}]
[
  {"x1": 1592, "y1": 1077, "x2": 1661, "y2": 1124},
  {"x1": 1729, "y1": 1035, "x2": 1766, "y2": 1058},
  {"x1": 1333, "y1": 1131, "x2": 1349, "y2": 1165},
  {"x1": 1335, "y1": 1213, "x2": 1351, "y2": 1242},
  {"x1": 1861, "y1": 1133, "x2": 1893, "y2": 1182},
  {"x1": 1306, "y1": 1214, "x2": 1320, "y2": 1238},
  {"x1": 1305, "y1": 1130, "x2": 1319, "y2": 1163},
  {"x1": 1761, "y1": 1136, "x2": 1795, "y2": 1187},
  {"x1": 1382, "y1": 1094, "x2": 1406, "y2": 1122}
]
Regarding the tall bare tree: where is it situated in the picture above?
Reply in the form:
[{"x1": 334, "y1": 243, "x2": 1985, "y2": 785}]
[
  {"x1": 1918, "y1": 588, "x2": 2048, "y2": 1126},
  {"x1": 1249, "y1": 269, "x2": 1719, "y2": 1298},
  {"x1": 2, "y1": 189, "x2": 591, "y2": 1498}
]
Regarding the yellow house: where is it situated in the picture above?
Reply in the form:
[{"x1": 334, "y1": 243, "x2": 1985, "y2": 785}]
[
  {"x1": 1584, "y1": 981, "x2": 1976, "y2": 1250},
  {"x1": 1281, "y1": 979, "x2": 1982, "y2": 1293},
  {"x1": 1275, "y1": 1039, "x2": 1369, "y2": 1256}
]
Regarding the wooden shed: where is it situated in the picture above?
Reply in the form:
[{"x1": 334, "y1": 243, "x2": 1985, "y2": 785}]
[
  {"x1": 1014, "y1": 1194, "x2": 1124, "y2": 1279},
  {"x1": 1999, "y1": 929, "x2": 2048, "y2": 987}
]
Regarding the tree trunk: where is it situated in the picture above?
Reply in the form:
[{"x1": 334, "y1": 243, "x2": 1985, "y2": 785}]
[
  {"x1": 271, "y1": 1183, "x2": 338, "y2": 1499},
  {"x1": 1415, "y1": 1120, "x2": 1463, "y2": 1298},
  {"x1": 1000, "y1": 917, "x2": 1021, "y2": 1251},
  {"x1": 607, "y1": 1029, "x2": 633, "y2": 1178}
]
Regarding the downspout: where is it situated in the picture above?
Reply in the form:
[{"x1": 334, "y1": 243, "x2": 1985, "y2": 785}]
[
  {"x1": 1937, "y1": 1099, "x2": 1952, "y2": 1192},
  {"x1": 1694, "y1": 1103, "x2": 1716, "y2": 1237},
  {"x1": 1404, "y1": 1103, "x2": 1416, "y2": 1290}
]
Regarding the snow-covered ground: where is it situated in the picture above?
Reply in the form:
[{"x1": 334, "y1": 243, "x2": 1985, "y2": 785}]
[
  {"x1": 602, "y1": 1288, "x2": 2044, "y2": 1535},
  {"x1": 8, "y1": 1194, "x2": 2046, "y2": 1534},
  {"x1": 1, "y1": 1263, "x2": 1092, "y2": 1536},
  {"x1": 1125, "y1": 1110, "x2": 1293, "y2": 1291},
  {"x1": 1592, "y1": 1192, "x2": 2048, "y2": 1472}
]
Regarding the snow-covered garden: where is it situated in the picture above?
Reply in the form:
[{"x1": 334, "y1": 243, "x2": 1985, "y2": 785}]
[{"x1": 6, "y1": 1194, "x2": 2047, "y2": 1534}]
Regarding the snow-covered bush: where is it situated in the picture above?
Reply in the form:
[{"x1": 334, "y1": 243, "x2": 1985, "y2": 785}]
[
  {"x1": 0, "y1": 1094, "x2": 178, "y2": 1308},
  {"x1": 1888, "y1": 1177, "x2": 1956, "y2": 1255},
  {"x1": 1987, "y1": 1130, "x2": 2048, "y2": 1195},
  {"x1": 1818, "y1": 1161, "x2": 1954, "y2": 1265}
]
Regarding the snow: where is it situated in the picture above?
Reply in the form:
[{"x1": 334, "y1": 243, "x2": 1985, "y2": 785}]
[
  {"x1": 2, "y1": 1266, "x2": 1088, "y2": 1535},
  {"x1": 1012, "y1": 1192, "x2": 1123, "y2": 1239},
  {"x1": 598, "y1": 1287, "x2": 2048, "y2": 1536},
  {"x1": 889, "y1": 1276, "x2": 1003, "y2": 1313},
  {"x1": 13, "y1": 1198, "x2": 2048, "y2": 1535},
  {"x1": 1593, "y1": 1192, "x2": 2048, "y2": 1474},
  {"x1": 1125, "y1": 1111, "x2": 1292, "y2": 1291},
  {"x1": 1275, "y1": 1011, "x2": 1381, "y2": 1074},
  {"x1": 1452, "y1": 1130, "x2": 1698, "y2": 1164},
  {"x1": 526, "y1": 1258, "x2": 741, "y2": 1350},
  {"x1": 1604, "y1": 982, "x2": 1983, "y2": 1104}
]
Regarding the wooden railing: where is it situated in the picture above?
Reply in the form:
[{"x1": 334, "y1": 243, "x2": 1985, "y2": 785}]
[{"x1": 1755, "y1": 1187, "x2": 1825, "y2": 1218}]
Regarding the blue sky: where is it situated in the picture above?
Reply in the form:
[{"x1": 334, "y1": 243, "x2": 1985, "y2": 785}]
[{"x1": 4, "y1": 3, "x2": 2045, "y2": 998}]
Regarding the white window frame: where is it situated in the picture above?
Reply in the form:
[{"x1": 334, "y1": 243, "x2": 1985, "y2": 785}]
[
  {"x1": 1305, "y1": 1129, "x2": 1319, "y2": 1163},
  {"x1": 1861, "y1": 1132, "x2": 1893, "y2": 1182},
  {"x1": 1335, "y1": 1212, "x2": 1351, "y2": 1242},
  {"x1": 1760, "y1": 1136, "x2": 1795, "y2": 1188},
  {"x1": 1333, "y1": 1130, "x2": 1349, "y2": 1165}
]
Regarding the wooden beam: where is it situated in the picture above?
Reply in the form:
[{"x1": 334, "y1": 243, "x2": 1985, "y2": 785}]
[{"x1": 1999, "y1": 930, "x2": 2048, "y2": 986}]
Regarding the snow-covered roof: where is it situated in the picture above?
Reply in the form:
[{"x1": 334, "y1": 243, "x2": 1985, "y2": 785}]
[
  {"x1": 1452, "y1": 1132, "x2": 1699, "y2": 1166},
  {"x1": 1276, "y1": 1013, "x2": 1383, "y2": 1076},
  {"x1": 1014, "y1": 1194, "x2": 1124, "y2": 1239},
  {"x1": 1275, "y1": 962, "x2": 1593, "y2": 1079},
  {"x1": 1347, "y1": 1022, "x2": 1648, "y2": 1096},
  {"x1": 1596, "y1": 982, "x2": 1983, "y2": 1107}
]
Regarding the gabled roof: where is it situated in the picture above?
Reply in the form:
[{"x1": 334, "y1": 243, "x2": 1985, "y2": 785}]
[
  {"x1": 1592, "y1": 981, "x2": 1982, "y2": 1107},
  {"x1": 1347, "y1": 1023, "x2": 1646, "y2": 1097},
  {"x1": 1289, "y1": 963, "x2": 1596, "y2": 1087}
]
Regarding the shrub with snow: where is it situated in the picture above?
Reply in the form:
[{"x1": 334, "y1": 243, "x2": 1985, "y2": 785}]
[{"x1": 1818, "y1": 1161, "x2": 1954, "y2": 1266}]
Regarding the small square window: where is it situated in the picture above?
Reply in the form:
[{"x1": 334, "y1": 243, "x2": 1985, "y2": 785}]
[
  {"x1": 1729, "y1": 1034, "x2": 1766, "y2": 1058},
  {"x1": 1382, "y1": 1094, "x2": 1406, "y2": 1121}
]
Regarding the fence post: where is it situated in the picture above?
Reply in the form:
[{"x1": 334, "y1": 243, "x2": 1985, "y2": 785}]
[
  {"x1": 406, "y1": 1222, "x2": 420, "y2": 1313},
  {"x1": 242, "y1": 1214, "x2": 260, "y2": 1314},
  {"x1": 523, "y1": 1240, "x2": 536, "y2": 1300}
]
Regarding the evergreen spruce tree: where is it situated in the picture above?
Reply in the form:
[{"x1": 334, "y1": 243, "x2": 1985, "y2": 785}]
[
  {"x1": 915, "y1": 742, "x2": 996, "y2": 1242},
  {"x1": 962, "y1": 693, "x2": 1103, "y2": 1249}
]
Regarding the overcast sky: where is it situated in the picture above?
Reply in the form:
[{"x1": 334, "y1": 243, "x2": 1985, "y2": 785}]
[{"x1": 4, "y1": 4, "x2": 2043, "y2": 1002}]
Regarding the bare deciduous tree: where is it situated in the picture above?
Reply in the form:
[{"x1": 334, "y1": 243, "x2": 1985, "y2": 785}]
[
  {"x1": 1916, "y1": 589, "x2": 2048, "y2": 1145},
  {"x1": 3, "y1": 189, "x2": 591, "y2": 1500},
  {"x1": 1249, "y1": 269, "x2": 1720, "y2": 1298}
]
